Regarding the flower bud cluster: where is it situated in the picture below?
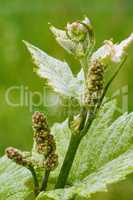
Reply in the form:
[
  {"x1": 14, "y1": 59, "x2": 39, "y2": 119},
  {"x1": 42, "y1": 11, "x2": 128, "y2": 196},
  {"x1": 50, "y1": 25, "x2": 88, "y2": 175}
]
[
  {"x1": 45, "y1": 152, "x2": 58, "y2": 171},
  {"x1": 85, "y1": 60, "x2": 104, "y2": 109},
  {"x1": 32, "y1": 112, "x2": 58, "y2": 171},
  {"x1": 50, "y1": 17, "x2": 95, "y2": 58},
  {"x1": 66, "y1": 17, "x2": 93, "y2": 43},
  {"x1": 67, "y1": 22, "x2": 88, "y2": 42},
  {"x1": 5, "y1": 147, "x2": 32, "y2": 167}
]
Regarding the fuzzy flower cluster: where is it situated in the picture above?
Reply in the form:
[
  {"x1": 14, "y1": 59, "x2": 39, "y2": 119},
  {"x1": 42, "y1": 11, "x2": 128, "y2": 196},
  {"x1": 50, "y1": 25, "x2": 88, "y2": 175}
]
[
  {"x1": 32, "y1": 112, "x2": 58, "y2": 171},
  {"x1": 85, "y1": 60, "x2": 104, "y2": 108}
]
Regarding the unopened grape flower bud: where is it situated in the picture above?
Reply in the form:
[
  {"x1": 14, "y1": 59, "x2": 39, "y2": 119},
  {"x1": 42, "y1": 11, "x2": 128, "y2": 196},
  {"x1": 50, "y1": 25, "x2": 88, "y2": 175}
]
[{"x1": 5, "y1": 147, "x2": 32, "y2": 167}]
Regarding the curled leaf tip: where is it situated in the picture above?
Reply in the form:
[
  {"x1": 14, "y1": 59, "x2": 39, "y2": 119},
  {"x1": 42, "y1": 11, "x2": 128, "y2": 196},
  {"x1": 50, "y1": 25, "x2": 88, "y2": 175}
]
[{"x1": 91, "y1": 33, "x2": 133, "y2": 64}]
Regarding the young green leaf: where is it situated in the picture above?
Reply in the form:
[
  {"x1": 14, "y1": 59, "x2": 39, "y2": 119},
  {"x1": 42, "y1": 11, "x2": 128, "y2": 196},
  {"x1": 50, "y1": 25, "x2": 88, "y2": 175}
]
[
  {"x1": 50, "y1": 26, "x2": 77, "y2": 55},
  {"x1": 37, "y1": 148, "x2": 133, "y2": 200},
  {"x1": 36, "y1": 101, "x2": 133, "y2": 200},
  {"x1": 24, "y1": 41, "x2": 84, "y2": 102},
  {"x1": 0, "y1": 156, "x2": 34, "y2": 200},
  {"x1": 50, "y1": 17, "x2": 94, "y2": 59},
  {"x1": 1, "y1": 101, "x2": 133, "y2": 200},
  {"x1": 69, "y1": 100, "x2": 118, "y2": 182},
  {"x1": 46, "y1": 100, "x2": 117, "y2": 184},
  {"x1": 48, "y1": 120, "x2": 71, "y2": 184}
]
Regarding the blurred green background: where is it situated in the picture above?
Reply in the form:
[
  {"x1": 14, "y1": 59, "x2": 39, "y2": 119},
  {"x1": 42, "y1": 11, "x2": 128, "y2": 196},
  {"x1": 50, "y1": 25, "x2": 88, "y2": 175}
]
[{"x1": 0, "y1": 0, "x2": 133, "y2": 199}]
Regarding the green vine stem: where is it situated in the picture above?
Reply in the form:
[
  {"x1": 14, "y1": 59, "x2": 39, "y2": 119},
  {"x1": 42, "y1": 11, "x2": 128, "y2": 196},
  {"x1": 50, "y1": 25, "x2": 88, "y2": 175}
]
[
  {"x1": 55, "y1": 53, "x2": 92, "y2": 189},
  {"x1": 40, "y1": 170, "x2": 50, "y2": 192},
  {"x1": 28, "y1": 166, "x2": 39, "y2": 196},
  {"x1": 55, "y1": 134, "x2": 82, "y2": 188}
]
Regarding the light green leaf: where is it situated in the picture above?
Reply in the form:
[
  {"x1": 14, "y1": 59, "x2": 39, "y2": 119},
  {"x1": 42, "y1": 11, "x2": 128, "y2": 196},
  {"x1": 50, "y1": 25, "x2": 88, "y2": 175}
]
[
  {"x1": 24, "y1": 41, "x2": 84, "y2": 102},
  {"x1": 50, "y1": 26, "x2": 87, "y2": 58},
  {"x1": 0, "y1": 156, "x2": 34, "y2": 200},
  {"x1": 69, "y1": 100, "x2": 118, "y2": 183},
  {"x1": 50, "y1": 26, "x2": 76, "y2": 55},
  {"x1": 70, "y1": 111, "x2": 133, "y2": 183},
  {"x1": 37, "y1": 101, "x2": 133, "y2": 200},
  {"x1": 49, "y1": 100, "x2": 117, "y2": 183},
  {"x1": 37, "y1": 148, "x2": 133, "y2": 200},
  {"x1": 1, "y1": 100, "x2": 133, "y2": 200},
  {"x1": 49, "y1": 120, "x2": 71, "y2": 183}
]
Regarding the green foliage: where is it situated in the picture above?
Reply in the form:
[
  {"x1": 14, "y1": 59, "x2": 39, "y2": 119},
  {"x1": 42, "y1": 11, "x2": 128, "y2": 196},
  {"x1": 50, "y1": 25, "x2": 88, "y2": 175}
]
[
  {"x1": 1, "y1": 101, "x2": 133, "y2": 199},
  {"x1": 0, "y1": 156, "x2": 34, "y2": 200},
  {"x1": 24, "y1": 41, "x2": 84, "y2": 103},
  {"x1": 37, "y1": 148, "x2": 133, "y2": 200},
  {"x1": 1, "y1": 15, "x2": 133, "y2": 200}
]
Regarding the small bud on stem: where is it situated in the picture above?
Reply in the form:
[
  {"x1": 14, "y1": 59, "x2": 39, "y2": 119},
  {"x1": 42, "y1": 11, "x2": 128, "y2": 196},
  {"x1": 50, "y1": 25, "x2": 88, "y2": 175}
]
[
  {"x1": 5, "y1": 147, "x2": 39, "y2": 196},
  {"x1": 5, "y1": 147, "x2": 32, "y2": 167}
]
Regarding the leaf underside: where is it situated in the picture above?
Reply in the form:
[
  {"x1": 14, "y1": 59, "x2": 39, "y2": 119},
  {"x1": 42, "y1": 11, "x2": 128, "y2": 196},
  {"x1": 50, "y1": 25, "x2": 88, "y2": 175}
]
[{"x1": 1, "y1": 100, "x2": 133, "y2": 200}]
